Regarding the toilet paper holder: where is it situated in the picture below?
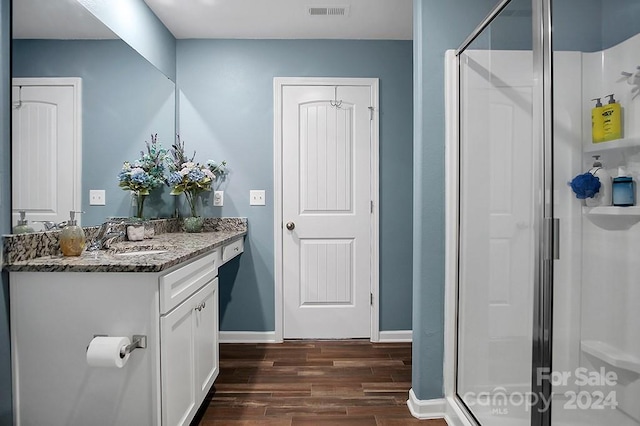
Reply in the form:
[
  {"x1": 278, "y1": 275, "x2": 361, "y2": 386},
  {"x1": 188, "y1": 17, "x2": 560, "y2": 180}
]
[{"x1": 92, "y1": 334, "x2": 147, "y2": 359}]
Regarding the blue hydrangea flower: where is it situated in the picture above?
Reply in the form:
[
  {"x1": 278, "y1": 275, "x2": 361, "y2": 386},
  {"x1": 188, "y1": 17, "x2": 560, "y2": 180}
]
[
  {"x1": 131, "y1": 171, "x2": 150, "y2": 186},
  {"x1": 167, "y1": 172, "x2": 183, "y2": 186},
  {"x1": 570, "y1": 172, "x2": 601, "y2": 199},
  {"x1": 187, "y1": 168, "x2": 206, "y2": 182}
]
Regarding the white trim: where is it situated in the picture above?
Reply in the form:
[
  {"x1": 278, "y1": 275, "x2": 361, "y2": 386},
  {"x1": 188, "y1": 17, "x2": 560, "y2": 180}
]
[
  {"x1": 407, "y1": 391, "x2": 476, "y2": 426},
  {"x1": 378, "y1": 330, "x2": 412, "y2": 342},
  {"x1": 11, "y1": 77, "x2": 83, "y2": 224},
  {"x1": 407, "y1": 390, "x2": 446, "y2": 419},
  {"x1": 273, "y1": 77, "x2": 380, "y2": 343},
  {"x1": 219, "y1": 331, "x2": 278, "y2": 344},
  {"x1": 444, "y1": 50, "x2": 460, "y2": 398},
  {"x1": 441, "y1": 50, "x2": 479, "y2": 426}
]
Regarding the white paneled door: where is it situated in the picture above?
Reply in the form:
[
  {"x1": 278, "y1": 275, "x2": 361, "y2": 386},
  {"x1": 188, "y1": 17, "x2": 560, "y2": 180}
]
[
  {"x1": 458, "y1": 51, "x2": 534, "y2": 392},
  {"x1": 12, "y1": 78, "x2": 81, "y2": 229},
  {"x1": 281, "y1": 83, "x2": 375, "y2": 339}
]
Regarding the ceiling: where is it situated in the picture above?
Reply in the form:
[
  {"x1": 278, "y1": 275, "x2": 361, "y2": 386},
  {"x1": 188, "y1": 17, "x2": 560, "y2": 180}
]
[{"x1": 13, "y1": 0, "x2": 412, "y2": 40}]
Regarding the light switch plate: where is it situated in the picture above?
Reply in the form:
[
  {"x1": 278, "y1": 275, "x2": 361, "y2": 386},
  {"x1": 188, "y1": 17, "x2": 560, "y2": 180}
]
[
  {"x1": 213, "y1": 191, "x2": 224, "y2": 206},
  {"x1": 250, "y1": 190, "x2": 266, "y2": 206},
  {"x1": 89, "y1": 190, "x2": 106, "y2": 206}
]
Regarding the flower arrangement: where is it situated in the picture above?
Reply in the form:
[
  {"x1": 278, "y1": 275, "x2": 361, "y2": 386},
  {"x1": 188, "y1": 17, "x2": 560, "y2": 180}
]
[
  {"x1": 166, "y1": 137, "x2": 227, "y2": 218},
  {"x1": 118, "y1": 134, "x2": 167, "y2": 218}
]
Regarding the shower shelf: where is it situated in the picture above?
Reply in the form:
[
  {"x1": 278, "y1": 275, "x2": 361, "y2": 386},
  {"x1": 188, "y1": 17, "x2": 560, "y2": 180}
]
[
  {"x1": 582, "y1": 206, "x2": 640, "y2": 229},
  {"x1": 581, "y1": 340, "x2": 640, "y2": 374},
  {"x1": 584, "y1": 137, "x2": 640, "y2": 153}
]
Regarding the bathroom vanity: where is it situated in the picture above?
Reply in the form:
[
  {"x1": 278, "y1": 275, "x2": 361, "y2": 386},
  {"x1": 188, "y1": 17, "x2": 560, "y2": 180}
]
[{"x1": 4, "y1": 220, "x2": 246, "y2": 426}]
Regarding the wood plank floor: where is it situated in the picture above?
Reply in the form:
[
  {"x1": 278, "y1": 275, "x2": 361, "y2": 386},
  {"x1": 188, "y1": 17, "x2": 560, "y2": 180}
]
[{"x1": 192, "y1": 340, "x2": 447, "y2": 425}]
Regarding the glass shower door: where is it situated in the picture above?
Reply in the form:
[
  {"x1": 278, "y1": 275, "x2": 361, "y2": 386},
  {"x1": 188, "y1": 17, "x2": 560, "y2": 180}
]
[
  {"x1": 551, "y1": 1, "x2": 640, "y2": 425},
  {"x1": 456, "y1": 1, "x2": 539, "y2": 424}
]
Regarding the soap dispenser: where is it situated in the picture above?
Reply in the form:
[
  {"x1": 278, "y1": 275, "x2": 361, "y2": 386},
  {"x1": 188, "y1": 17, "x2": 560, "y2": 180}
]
[
  {"x1": 602, "y1": 94, "x2": 622, "y2": 142},
  {"x1": 13, "y1": 210, "x2": 34, "y2": 234},
  {"x1": 59, "y1": 211, "x2": 86, "y2": 256},
  {"x1": 591, "y1": 98, "x2": 605, "y2": 143},
  {"x1": 586, "y1": 155, "x2": 612, "y2": 207}
]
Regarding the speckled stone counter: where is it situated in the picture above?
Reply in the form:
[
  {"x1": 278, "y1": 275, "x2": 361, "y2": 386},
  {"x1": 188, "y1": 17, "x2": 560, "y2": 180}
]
[{"x1": 3, "y1": 217, "x2": 246, "y2": 273}]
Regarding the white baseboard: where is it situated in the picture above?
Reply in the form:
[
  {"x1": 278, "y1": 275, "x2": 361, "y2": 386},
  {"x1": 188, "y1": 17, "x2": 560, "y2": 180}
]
[
  {"x1": 407, "y1": 389, "x2": 447, "y2": 419},
  {"x1": 219, "y1": 331, "x2": 279, "y2": 343},
  {"x1": 378, "y1": 330, "x2": 412, "y2": 342},
  {"x1": 220, "y1": 330, "x2": 410, "y2": 344},
  {"x1": 407, "y1": 390, "x2": 475, "y2": 426}
]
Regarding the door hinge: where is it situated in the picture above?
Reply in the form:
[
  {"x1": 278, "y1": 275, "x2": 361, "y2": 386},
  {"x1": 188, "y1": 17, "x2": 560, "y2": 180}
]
[
  {"x1": 370, "y1": 292, "x2": 373, "y2": 305},
  {"x1": 370, "y1": 200, "x2": 374, "y2": 213},
  {"x1": 368, "y1": 106, "x2": 374, "y2": 121}
]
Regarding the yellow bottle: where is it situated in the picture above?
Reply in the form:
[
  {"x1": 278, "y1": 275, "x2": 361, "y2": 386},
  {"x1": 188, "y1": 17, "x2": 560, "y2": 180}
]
[
  {"x1": 602, "y1": 94, "x2": 622, "y2": 142},
  {"x1": 591, "y1": 98, "x2": 605, "y2": 143},
  {"x1": 60, "y1": 211, "x2": 86, "y2": 256}
]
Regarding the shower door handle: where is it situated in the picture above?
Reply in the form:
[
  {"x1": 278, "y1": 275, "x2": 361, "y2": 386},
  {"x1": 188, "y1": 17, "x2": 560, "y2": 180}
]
[
  {"x1": 544, "y1": 218, "x2": 560, "y2": 260},
  {"x1": 552, "y1": 218, "x2": 560, "y2": 260}
]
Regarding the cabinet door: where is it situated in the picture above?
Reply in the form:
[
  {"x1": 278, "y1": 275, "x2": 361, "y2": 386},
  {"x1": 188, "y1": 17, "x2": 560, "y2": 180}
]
[
  {"x1": 160, "y1": 288, "x2": 198, "y2": 426},
  {"x1": 195, "y1": 278, "x2": 218, "y2": 402}
]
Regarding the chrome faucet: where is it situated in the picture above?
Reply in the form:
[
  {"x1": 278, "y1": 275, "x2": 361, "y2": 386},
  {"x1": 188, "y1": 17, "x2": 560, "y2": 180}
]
[
  {"x1": 33, "y1": 220, "x2": 67, "y2": 231},
  {"x1": 87, "y1": 219, "x2": 125, "y2": 251}
]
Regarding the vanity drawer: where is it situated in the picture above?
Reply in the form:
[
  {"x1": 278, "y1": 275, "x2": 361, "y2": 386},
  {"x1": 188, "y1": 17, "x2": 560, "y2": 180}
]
[
  {"x1": 222, "y1": 238, "x2": 244, "y2": 264},
  {"x1": 159, "y1": 251, "x2": 218, "y2": 314}
]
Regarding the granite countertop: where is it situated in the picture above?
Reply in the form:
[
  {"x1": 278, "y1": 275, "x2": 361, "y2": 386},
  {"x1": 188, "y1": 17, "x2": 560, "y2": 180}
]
[{"x1": 4, "y1": 219, "x2": 247, "y2": 273}]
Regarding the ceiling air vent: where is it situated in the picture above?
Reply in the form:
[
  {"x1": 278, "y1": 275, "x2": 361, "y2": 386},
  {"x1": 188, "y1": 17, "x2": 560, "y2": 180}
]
[{"x1": 307, "y1": 5, "x2": 350, "y2": 17}]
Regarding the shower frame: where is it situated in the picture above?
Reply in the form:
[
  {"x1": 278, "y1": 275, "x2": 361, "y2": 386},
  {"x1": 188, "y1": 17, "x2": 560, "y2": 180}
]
[{"x1": 444, "y1": 0, "x2": 555, "y2": 425}]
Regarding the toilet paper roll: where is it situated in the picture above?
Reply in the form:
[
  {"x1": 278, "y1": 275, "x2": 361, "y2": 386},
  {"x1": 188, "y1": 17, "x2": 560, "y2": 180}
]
[{"x1": 86, "y1": 336, "x2": 131, "y2": 368}]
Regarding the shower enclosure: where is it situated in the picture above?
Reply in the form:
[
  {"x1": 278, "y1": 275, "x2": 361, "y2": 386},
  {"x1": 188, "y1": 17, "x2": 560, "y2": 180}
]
[{"x1": 448, "y1": 0, "x2": 640, "y2": 425}]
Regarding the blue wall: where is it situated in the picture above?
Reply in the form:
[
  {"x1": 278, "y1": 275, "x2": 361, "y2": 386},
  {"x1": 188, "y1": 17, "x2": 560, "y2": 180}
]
[
  {"x1": 1, "y1": 0, "x2": 11, "y2": 422},
  {"x1": 600, "y1": 0, "x2": 640, "y2": 49},
  {"x1": 412, "y1": 0, "x2": 494, "y2": 400},
  {"x1": 13, "y1": 39, "x2": 175, "y2": 226},
  {"x1": 553, "y1": 0, "x2": 602, "y2": 51},
  {"x1": 553, "y1": 0, "x2": 640, "y2": 52},
  {"x1": 177, "y1": 39, "x2": 414, "y2": 332},
  {"x1": 78, "y1": 0, "x2": 176, "y2": 81}
]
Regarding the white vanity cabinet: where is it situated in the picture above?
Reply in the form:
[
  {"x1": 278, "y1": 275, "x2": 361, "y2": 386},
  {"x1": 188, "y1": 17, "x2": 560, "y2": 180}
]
[
  {"x1": 8, "y1": 239, "x2": 243, "y2": 426},
  {"x1": 160, "y1": 259, "x2": 219, "y2": 426}
]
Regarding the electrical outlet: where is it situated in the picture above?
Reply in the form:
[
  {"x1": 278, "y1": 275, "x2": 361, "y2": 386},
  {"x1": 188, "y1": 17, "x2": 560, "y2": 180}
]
[
  {"x1": 89, "y1": 190, "x2": 106, "y2": 206},
  {"x1": 213, "y1": 191, "x2": 224, "y2": 206},
  {"x1": 250, "y1": 190, "x2": 266, "y2": 206}
]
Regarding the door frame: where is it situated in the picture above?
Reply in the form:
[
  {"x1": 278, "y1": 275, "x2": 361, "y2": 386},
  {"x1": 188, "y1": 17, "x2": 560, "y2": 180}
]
[
  {"x1": 11, "y1": 77, "x2": 83, "y2": 224},
  {"x1": 273, "y1": 77, "x2": 380, "y2": 342}
]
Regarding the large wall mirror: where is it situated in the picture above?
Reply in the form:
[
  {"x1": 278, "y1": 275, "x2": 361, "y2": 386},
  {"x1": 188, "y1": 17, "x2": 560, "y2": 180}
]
[{"x1": 12, "y1": 0, "x2": 176, "y2": 228}]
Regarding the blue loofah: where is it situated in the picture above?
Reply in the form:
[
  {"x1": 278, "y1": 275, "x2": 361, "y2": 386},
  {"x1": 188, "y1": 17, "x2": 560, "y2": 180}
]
[{"x1": 569, "y1": 172, "x2": 601, "y2": 199}]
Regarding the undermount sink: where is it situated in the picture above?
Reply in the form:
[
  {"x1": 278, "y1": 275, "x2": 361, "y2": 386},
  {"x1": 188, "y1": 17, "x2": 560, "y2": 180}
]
[
  {"x1": 107, "y1": 243, "x2": 174, "y2": 257},
  {"x1": 112, "y1": 249, "x2": 169, "y2": 257}
]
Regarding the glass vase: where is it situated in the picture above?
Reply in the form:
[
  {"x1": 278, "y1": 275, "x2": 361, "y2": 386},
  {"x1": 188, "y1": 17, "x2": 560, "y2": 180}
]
[
  {"x1": 131, "y1": 192, "x2": 147, "y2": 219},
  {"x1": 183, "y1": 190, "x2": 204, "y2": 233},
  {"x1": 183, "y1": 216, "x2": 204, "y2": 233}
]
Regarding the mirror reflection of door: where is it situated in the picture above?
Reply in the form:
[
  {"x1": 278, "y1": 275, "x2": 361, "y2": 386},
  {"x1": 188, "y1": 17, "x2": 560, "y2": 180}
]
[{"x1": 12, "y1": 78, "x2": 81, "y2": 230}]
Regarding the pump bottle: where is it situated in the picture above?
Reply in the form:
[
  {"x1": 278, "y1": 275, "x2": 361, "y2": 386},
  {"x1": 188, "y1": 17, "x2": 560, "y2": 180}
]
[
  {"x1": 602, "y1": 94, "x2": 622, "y2": 141},
  {"x1": 585, "y1": 155, "x2": 611, "y2": 207},
  {"x1": 13, "y1": 210, "x2": 34, "y2": 234},
  {"x1": 59, "y1": 211, "x2": 86, "y2": 256},
  {"x1": 591, "y1": 98, "x2": 605, "y2": 143}
]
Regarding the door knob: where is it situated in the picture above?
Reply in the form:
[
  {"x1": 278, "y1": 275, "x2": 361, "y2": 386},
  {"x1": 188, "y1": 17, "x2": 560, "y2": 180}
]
[{"x1": 286, "y1": 221, "x2": 295, "y2": 231}]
